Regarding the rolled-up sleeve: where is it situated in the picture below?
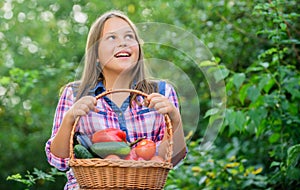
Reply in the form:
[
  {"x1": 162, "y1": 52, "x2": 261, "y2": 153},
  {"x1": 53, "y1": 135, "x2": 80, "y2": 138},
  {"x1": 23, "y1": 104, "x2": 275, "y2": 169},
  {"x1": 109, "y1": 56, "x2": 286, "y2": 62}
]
[
  {"x1": 45, "y1": 84, "x2": 74, "y2": 171},
  {"x1": 45, "y1": 139, "x2": 70, "y2": 171},
  {"x1": 166, "y1": 83, "x2": 188, "y2": 159}
]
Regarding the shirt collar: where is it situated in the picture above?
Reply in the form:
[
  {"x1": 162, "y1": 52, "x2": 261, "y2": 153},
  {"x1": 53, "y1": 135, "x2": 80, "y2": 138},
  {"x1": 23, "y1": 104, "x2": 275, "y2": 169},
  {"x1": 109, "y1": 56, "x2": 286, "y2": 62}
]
[
  {"x1": 89, "y1": 81, "x2": 105, "y2": 96},
  {"x1": 89, "y1": 80, "x2": 137, "y2": 96}
]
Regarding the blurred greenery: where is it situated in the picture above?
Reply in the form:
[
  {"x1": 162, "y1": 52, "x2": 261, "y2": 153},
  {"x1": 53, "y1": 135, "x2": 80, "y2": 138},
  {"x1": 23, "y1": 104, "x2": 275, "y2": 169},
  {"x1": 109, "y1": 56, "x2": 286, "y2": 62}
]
[{"x1": 1, "y1": 0, "x2": 299, "y2": 189}]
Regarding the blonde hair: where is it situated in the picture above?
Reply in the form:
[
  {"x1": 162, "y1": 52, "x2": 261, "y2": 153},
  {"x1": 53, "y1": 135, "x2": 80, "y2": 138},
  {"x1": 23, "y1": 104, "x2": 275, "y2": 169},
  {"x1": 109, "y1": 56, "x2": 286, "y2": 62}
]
[{"x1": 75, "y1": 10, "x2": 157, "y2": 101}]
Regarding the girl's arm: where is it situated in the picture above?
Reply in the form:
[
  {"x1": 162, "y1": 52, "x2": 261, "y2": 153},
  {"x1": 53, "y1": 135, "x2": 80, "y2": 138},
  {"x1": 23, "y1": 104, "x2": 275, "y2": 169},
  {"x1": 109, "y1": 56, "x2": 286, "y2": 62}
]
[{"x1": 50, "y1": 96, "x2": 98, "y2": 158}]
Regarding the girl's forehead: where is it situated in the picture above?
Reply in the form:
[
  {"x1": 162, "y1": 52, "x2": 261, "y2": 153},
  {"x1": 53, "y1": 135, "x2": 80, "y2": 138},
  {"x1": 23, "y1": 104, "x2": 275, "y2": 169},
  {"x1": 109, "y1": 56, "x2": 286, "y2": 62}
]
[{"x1": 102, "y1": 17, "x2": 134, "y2": 35}]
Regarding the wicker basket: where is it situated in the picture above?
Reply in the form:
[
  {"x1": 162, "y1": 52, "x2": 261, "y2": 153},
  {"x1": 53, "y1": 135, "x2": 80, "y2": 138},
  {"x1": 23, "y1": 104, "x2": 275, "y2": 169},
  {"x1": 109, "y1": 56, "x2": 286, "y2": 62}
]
[{"x1": 69, "y1": 89, "x2": 173, "y2": 190}]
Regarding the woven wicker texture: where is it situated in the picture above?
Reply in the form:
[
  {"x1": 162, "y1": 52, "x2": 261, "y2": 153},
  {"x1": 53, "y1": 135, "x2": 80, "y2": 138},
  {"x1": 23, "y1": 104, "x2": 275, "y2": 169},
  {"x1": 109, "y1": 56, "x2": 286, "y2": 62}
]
[{"x1": 69, "y1": 89, "x2": 173, "y2": 190}]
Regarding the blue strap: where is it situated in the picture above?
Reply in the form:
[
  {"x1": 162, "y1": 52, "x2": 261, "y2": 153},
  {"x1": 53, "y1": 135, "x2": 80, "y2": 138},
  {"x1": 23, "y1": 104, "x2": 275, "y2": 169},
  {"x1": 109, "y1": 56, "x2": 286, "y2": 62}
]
[{"x1": 158, "y1": 81, "x2": 166, "y2": 96}]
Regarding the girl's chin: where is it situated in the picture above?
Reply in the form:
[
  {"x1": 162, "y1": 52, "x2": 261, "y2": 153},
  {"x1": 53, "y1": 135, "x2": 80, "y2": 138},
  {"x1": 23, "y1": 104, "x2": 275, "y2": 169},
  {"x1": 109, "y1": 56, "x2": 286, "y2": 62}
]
[
  {"x1": 104, "y1": 66, "x2": 136, "y2": 75},
  {"x1": 117, "y1": 61, "x2": 137, "y2": 70}
]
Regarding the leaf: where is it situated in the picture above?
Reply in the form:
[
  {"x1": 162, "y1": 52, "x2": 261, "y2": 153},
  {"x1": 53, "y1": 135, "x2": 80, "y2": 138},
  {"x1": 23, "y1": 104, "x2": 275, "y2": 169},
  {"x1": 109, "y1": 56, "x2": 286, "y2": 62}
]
[
  {"x1": 248, "y1": 107, "x2": 268, "y2": 136},
  {"x1": 259, "y1": 62, "x2": 269, "y2": 68},
  {"x1": 198, "y1": 176, "x2": 207, "y2": 185},
  {"x1": 251, "y1": 167, "x2": 263, "y2": 175},
  {"x1": 226, "y1": 77, "x2": 234, "y2": 91},
  {"x1": 198, "y1": 60, "x2": 217, "y2": 67},
  {"x1": 6, "y1": 173, "x2": 22, "y2": 181},
  {"x1": 245, "y1": 66, "x2": 263, "y2": 73},
  {"x1": 287, "y1": 144, "x2": 300, "y2": 167},
  {"x1": 6, "y1": 173, "x2": 35, "y2": 187},
  {"x1": 268, "y1": 133, "x2": 281, "y2": 143},
  {"x1": 258, "y1": 47, "x2": 278, "y2": 59},
  {"x1": 213, "y1": 66, "x2": 230, "y2": 82},
  {"x1": 0, "y1": 76, "x2": 11, "y2": 85},
  {"x1": 284, "y1": 77, "x2": 300, "y2": 98},
  {"x1": 235, "y1": 111, "x2": 246, "y2": 132},
  {"x1": 281, "y1": 38, "x2": 300, "y2": 44},
  {"x1": 225, "y1": 109, "x2": 237, "y2": 135},
  {"x1": 247, "y1": 85, "x2": 260, "y2": 102},
  {"x1": 239, "y1": 84, "x2": 251, "y2": 105},
  {"x1": 49, "y1": 168, "x2": 66, "y2": 176},
  {"x1": 263, "y1": 77, "x2": 275, "y2": 93},
  {"x1": 232, "y1": 73, "x2": 246, "y2": 89},
  {"x1": 258, "y1": 74, "x2": 269, "y2": 91},
  {"x1": 270, "y1": 161, "x2": 281, "y2": 168},
  {"x1": 242, "y1": 179, "x2": 254, "y2": 188},
  {"x1": 204, "y1": 108, "x2": 219, "y2": 118},
  {"x1": 227, "y1": 168, "x2": 238, "y2": 175},
  {"x1": 33, "y1": 168, "x2": 55, "y2": 182},
  {"x1": 280, "y1": 23, "x2": 287, "y2": 30}
]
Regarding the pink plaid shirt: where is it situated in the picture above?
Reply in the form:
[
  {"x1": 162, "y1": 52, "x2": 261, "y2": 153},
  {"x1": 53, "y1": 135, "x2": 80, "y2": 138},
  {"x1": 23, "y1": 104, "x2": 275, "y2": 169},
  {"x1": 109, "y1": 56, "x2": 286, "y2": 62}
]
[{"x1": 45, "y1": 81, "x2": 179, "y2": 189}]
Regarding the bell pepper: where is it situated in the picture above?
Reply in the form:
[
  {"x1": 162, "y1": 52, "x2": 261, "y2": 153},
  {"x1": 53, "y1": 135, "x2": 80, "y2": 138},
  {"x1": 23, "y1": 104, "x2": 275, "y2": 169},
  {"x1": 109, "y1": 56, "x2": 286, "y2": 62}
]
[{"x1": 92, "y1": 128, "x2": 127, "y2": 143}]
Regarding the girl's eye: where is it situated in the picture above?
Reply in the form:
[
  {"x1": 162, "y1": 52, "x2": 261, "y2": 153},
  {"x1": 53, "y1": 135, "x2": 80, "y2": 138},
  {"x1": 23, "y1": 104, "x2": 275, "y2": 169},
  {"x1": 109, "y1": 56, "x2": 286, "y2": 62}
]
[
  {"x1": 125, "y1": 34, "x2": 134, "y2": 40},
  {"x1": 107, "y1": 35, "x2": 116, "y2": 40}
]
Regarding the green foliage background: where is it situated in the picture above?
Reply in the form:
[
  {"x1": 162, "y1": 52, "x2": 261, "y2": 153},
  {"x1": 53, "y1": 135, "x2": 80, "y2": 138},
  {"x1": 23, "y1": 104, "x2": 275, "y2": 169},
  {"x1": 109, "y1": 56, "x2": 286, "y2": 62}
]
[{"x1": 0, "y1": 0, "x2": 299, "y2": 189}]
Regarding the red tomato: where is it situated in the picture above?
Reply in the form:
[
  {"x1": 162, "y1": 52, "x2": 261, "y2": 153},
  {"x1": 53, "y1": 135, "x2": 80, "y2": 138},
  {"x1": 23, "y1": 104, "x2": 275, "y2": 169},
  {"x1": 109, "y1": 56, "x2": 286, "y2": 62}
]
[
  {"x1": 150, "y1": 155, "x2": 165, "y2": 162},
  {"x1": 125, "y1": 147, "x2": 139, "y2": 161},
  {"x1": 105, "y1": 154, "x2": 121, "y2": 160},
  {"x1": 135, "y1": 139, "x2": 156, "y2": 160}
]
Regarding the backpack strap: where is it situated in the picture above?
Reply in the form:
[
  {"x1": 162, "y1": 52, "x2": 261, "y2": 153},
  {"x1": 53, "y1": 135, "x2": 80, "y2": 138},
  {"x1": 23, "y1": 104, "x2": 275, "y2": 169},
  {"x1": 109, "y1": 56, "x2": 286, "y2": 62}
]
[
  {"x1": 158, "y1": 81, "x2": 166, "y2": 96},
  {"x1": 70, "y1": 83, "x2": 80, "y2": 99}
]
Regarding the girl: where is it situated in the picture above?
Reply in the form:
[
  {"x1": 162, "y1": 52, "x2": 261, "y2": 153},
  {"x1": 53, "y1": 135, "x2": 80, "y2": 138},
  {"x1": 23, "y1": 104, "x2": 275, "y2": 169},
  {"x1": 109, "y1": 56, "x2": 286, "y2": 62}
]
[{"x1": 45, "y1": 10, "x2": 186, "y2": 189}]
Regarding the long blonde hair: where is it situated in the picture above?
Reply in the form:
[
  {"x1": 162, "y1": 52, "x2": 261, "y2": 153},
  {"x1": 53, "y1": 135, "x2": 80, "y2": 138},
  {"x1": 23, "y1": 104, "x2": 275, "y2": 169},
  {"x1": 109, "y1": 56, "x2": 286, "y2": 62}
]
[{"x1": 75, "y1": 10, "x2": 157, "y2": 101}]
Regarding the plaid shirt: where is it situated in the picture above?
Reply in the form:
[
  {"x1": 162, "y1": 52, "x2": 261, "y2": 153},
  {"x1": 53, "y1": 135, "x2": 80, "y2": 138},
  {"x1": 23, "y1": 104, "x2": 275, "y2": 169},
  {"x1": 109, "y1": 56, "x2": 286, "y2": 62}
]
[{"x1": 45, "y1": 81, "x2": 179, "y2": 189}]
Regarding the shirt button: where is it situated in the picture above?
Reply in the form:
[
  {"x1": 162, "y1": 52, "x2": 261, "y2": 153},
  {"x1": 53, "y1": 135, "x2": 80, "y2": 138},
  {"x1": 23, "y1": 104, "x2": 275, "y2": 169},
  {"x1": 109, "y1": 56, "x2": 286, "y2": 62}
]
[{"x1": 119, "y1": 113, "x2": 122, "y2": 116}]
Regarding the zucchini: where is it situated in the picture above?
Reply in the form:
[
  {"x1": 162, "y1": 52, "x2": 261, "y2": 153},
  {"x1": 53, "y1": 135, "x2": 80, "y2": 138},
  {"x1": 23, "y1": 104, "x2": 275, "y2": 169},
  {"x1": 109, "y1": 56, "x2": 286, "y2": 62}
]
[
  {"x1": 74, "y1": 144, "x2": 94, "y2": 159},
  {"x1": 90, "y1": 142, "x2": 130, "y2": 158}
]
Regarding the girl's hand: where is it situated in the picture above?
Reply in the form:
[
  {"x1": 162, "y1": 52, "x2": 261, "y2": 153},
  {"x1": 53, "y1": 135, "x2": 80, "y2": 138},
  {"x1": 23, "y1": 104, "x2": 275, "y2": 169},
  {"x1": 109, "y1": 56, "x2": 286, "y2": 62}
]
[
  {"x1": 147, "y1": 93, "x2": 177, "y2": 118},
  {"x1": 68, "y1": 96, "x2": 99, "y2": 120},
  {"x1": 147, "y1": 93, "x2": 182, "y2": 130}
]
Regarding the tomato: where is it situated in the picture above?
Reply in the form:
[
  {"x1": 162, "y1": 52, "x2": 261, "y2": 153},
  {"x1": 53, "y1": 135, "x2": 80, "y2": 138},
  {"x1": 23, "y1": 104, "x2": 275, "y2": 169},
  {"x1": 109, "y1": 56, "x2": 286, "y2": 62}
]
[
  {"x1": 135, "y1": 139, "x2": 156, "y2": 160},
  {"x1": 92, "y1": 128, "x2": 127, "y2": 143},
  {"x1": 105, "y1": 154, "x2": 121, "y2": 160},
  {"x1": 150, "y1": 155, "x2": 165, "y2": 162},
  {"x1": 124, "y1": 147, "x2": 139, "y2": 161}
]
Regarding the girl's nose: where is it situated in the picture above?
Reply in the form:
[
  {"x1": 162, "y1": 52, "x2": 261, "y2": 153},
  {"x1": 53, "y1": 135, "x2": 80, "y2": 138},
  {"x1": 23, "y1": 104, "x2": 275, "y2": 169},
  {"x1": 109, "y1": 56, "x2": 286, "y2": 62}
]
[{"x1": 118, "y1": 38, "x2": 127, "y2": 47}]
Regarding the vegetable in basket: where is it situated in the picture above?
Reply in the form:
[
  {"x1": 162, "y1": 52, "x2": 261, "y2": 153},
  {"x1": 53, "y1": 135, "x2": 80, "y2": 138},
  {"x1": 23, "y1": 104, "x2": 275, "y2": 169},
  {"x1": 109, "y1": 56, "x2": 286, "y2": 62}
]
[
  {"x1": 76, "y1": 134, "x2": 93, "y2": 149},
  {"x1": 92, "y1": 128, "x2": 127, "y2": 143},
  {"x1": 74, "y1": 144, "x2": 94, "y2": 159},
  {"x1": 90, "y1": 141, "x2": 131, "y2": 158},
  {"x1": 135, "y1": 139, "x2": 156, "y2": 160}
]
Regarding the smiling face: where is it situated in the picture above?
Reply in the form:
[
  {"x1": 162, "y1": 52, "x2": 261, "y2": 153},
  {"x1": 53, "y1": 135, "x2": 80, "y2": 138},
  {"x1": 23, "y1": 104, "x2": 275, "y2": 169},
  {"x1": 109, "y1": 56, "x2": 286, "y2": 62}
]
[{"x1": 98, "y1": 17, "x2": 140, "y2": 77}]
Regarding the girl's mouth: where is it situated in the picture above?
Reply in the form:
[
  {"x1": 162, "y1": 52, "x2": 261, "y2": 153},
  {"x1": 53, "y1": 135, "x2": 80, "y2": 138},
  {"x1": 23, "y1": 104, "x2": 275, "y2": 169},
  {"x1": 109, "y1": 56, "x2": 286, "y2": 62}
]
[{"x1": 114, "y1": 51, "x2": 131, "y2": 58}]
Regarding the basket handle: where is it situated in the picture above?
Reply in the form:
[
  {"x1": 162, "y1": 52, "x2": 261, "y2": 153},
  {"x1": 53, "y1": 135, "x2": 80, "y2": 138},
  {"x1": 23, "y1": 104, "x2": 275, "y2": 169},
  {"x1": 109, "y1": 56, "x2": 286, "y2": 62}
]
[{"x1": 69, "y1": 89, "x2": 173, "y2": 163}]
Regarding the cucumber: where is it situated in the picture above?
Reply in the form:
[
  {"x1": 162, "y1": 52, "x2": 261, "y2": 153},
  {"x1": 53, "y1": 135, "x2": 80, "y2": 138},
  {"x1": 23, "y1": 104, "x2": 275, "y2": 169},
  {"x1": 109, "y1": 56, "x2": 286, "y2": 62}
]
[
  {"x1": 90, "y1": 142, "x2": 130, "y2": 158},
  {"x1": 74, "y1": 144, "x2": 94, "y2": 159}
]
